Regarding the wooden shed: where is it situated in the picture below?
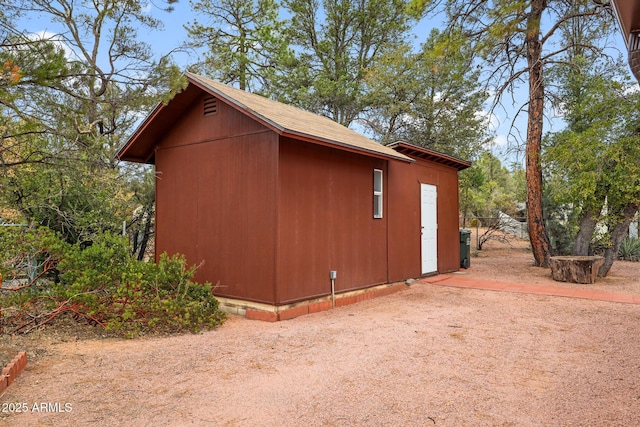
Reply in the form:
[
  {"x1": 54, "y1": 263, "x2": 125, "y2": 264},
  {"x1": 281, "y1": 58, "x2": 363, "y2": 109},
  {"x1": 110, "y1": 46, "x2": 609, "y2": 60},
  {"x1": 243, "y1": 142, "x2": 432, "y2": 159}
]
[{"x1": 117, "y1": 73, "x2": 470, "y2": 319}]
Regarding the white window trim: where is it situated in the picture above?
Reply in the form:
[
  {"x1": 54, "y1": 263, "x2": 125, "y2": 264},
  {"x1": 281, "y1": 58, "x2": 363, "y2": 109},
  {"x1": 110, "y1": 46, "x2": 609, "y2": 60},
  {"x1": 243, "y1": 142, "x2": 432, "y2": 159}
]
[{"x1": 373, "y1": 169, "x2": 383, "y2": 219}]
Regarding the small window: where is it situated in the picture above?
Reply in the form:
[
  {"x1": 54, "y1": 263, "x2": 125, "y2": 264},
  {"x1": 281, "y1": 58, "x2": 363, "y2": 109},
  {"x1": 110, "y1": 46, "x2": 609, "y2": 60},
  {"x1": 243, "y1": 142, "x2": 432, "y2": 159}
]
[
  {"x1": 204, "y1": 97, "x2": 218, "y2": 116},
  {"x1": 373, "y1": 169, "x2": 383, "y2": 218}
]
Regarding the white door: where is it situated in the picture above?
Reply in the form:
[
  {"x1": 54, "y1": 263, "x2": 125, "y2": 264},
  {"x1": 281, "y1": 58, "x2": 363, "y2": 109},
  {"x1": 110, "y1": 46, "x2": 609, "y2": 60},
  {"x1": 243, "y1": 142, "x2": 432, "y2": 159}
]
[{"x1": 421, "y1": 183, "x2": 438, "y2": 274}]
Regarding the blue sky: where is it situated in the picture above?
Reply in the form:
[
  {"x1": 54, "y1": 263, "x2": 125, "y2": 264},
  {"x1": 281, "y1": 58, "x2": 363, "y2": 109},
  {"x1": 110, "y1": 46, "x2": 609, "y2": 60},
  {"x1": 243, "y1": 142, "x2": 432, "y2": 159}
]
[{"x1": 16, "y1": 1, "x2": 632, "y2": 167}]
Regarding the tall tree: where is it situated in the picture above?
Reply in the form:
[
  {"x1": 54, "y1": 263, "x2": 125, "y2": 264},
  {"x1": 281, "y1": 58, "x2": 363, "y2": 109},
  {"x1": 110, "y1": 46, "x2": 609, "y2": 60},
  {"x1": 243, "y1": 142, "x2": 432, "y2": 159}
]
[
  {"x1": 185, "y1": 0, "x2": 292, "y2": 92},
  {"x1": 363, "y1": 28, "x2": 490, "y2": 159},
  {"x1": 410, "y1": 0, "x2": 613, "y2": 267},
  {"x1": 459, "y1": 151, "x2": 519, "y2": 219},
  {"x1": 545, "y1": 57, "x2": 640, "y2": 276},
  {"x1": 0, "y1": 0, "x2": 184, "y2": 242},
  {"x1": 280, "y1": 0, "x2": 415, "y2": 126}
]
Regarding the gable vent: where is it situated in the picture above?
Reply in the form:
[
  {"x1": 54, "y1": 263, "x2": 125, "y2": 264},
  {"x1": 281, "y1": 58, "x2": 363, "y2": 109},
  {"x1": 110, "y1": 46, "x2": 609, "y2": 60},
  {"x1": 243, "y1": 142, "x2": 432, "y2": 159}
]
[{"x1": 204, "y1": 97, "x2": 218, "y2": 116}]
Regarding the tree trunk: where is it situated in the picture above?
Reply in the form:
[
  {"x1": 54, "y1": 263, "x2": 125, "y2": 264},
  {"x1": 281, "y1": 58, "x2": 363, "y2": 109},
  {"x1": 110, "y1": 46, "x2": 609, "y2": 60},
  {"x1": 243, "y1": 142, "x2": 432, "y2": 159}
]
[
  {"x1": 136, "y1": 202, "x2": 154, "y2": 261},
  {"x1": 598, "y1": 201, "x2": 639, "y2": 276},
  {"x1": 525, "y1": 0, "x2": 552, "y2": 267},
  {"x1": 131, "y1": 229, "x2": 140, "y2": 256},
  {"x1": 573, "y1": 207, "x2": 599, "y2": 255},
  {"x1": 550, "y1": 256, "x2": 604, "y2": 284}
]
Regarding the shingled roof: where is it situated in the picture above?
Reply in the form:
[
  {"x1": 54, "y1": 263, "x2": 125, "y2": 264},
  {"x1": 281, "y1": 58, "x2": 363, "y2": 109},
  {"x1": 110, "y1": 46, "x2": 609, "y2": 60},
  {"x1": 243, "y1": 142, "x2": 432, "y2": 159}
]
[{"x1": 117, "y1": 72, "x2": 412, "y2": 163}]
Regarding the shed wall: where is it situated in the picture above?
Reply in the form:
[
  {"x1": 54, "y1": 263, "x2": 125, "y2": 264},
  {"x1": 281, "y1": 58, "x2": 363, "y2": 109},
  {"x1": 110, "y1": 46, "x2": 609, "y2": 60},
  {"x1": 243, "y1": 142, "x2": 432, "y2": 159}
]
[
  {"x1": 157, "y1": 92, "x2": 267, "y2": 150},
  {"x1": 276, "y1": 137, "x2": 388, "y2": 304},
  {"x1": 154, "y1": 93, "x2": 279, "y2": 304},
  {"x1": 387, "y1": 158, "x2": 461, "y2": 281}
]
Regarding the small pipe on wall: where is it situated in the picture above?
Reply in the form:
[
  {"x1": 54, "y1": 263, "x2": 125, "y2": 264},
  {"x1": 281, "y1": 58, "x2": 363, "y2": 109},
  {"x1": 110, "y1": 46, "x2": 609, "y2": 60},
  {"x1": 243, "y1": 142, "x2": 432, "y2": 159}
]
[{"x1": 330, "y1": 270, "x2": 337, "y2": 308}]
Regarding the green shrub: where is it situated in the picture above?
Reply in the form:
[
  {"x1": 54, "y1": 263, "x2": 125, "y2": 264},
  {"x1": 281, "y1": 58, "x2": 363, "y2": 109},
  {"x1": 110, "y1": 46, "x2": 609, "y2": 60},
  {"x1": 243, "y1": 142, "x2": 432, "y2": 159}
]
[
  {"x1": 618, "y1": 236, "x2": 640, "y2": 262},
  {"x1": 103, "y1": 253, "x2": 225, "y2": 337},
  {"x1": 0, "y1": 227, "x2": 225, "y2": 336}
]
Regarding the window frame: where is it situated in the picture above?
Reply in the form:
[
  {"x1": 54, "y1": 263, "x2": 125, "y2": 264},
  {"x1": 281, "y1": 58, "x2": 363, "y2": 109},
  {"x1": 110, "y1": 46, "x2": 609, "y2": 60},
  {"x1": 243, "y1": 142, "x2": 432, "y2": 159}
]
[{"x1": 373, "y1": 168, "x2": 383, "y2": 219}]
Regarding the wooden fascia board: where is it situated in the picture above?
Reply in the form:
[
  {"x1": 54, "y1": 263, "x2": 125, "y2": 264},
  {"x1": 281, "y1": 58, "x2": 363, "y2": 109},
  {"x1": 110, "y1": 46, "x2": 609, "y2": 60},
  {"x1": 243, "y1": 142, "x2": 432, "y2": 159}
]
[
  {"x1": 115, "y1": 101, "x2": 165, "y2": 163},
  {"x1": 280, "y1": 130, "x2": 414, "y2": 163},
  {"x1": 612, "y1": 0, "x2": 630, "y2": 48},
  {"x1": 612, "y1": 0, "x2": 640, "y2": 47},
  {"x1": 388, "y1": 141, "x2": 471, "y2": 171}
]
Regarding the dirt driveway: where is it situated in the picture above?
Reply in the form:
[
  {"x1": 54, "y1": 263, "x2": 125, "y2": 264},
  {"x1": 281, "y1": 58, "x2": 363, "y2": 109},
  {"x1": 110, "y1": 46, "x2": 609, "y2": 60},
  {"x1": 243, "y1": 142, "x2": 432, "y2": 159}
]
[{"x1": 1, "y1": 242, "x2": 640, "y2": 426}]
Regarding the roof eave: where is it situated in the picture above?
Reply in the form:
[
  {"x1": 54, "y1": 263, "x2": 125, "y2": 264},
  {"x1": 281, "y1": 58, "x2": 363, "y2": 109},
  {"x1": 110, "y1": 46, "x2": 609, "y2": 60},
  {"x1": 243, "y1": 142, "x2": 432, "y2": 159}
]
[
  {"x1": 612, "y1": 0, "x2": 630, "y2": 49},
  {"x1": 388, "y1": 141, "x2": 472, "y2": 171},
  {"x1": 115, "y1": 101, "x2": 164, "y2": 163},
  {"x1": 281, "y1": 130, "x2": 414, "y2": 163}
]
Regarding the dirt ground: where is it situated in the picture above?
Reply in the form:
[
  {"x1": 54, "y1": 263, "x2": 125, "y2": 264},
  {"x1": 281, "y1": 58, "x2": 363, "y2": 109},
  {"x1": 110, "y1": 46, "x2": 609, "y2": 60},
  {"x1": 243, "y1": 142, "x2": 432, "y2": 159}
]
[
  {"x1": 1, "y1": 235, "x2": 640, "y2": 426},
  {"x1": 461, "y1": 232, "x2": 640, "y2": 294}
]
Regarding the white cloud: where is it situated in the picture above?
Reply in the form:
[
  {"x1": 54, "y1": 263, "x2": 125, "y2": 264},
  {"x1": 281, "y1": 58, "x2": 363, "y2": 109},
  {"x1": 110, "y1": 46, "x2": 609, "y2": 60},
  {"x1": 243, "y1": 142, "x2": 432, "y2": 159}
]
[
  {"x1": 482, "y1": 134, "x2": 508, "y2": 151},
  {"x1": 30, "y1": 31, "x2": 80, "y2": 61},
  {"x1": 624, "y1": 81, "x2": 640, "y2": 95},
  {"x1": 475, "y1": 108, "x2": 500, "y2": 133},
  {"x1": 494, "y1": 134, "x2": 508, "y2": 147}
]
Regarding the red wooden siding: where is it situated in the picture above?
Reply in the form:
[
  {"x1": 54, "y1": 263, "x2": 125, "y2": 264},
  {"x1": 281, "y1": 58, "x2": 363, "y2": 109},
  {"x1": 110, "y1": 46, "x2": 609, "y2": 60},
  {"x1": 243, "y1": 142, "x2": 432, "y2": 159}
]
[
  {"x1": 157, "y1": 93, "x2": 267, "y2": 151},
  {"x1": 387, "y1": 158, "x2": 462, "y2": 281},
  {"x1": 155, "y1": 93, "x2": 279, "y2": 304},
  {"x1": 276, "y1": 137, "x2": 388, "y2": 304}
]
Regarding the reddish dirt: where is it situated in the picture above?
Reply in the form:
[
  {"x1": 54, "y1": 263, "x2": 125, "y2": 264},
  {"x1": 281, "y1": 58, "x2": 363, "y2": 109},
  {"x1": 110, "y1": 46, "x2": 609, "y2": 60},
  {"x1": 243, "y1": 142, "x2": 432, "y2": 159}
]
[
  {"x1": 462, "y1": 231, "x2": 640, "y2": 294},
  {"x1": 1, "y1": 235, "x2": 639, "y2": 426}
]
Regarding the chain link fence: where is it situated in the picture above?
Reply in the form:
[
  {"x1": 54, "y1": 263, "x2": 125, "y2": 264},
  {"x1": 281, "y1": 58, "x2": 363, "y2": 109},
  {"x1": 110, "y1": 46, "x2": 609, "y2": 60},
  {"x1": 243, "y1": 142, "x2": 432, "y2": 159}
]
[{"x1": 460, "y1": 213, "x2": 528, "y2": 251}]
